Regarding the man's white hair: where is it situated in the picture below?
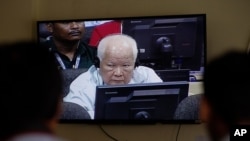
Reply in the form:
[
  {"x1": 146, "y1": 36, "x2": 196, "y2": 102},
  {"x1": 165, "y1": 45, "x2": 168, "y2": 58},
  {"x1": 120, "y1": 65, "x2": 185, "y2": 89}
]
[{"x1": 97, "y1": 34, "x2": 138, "y2": 62}]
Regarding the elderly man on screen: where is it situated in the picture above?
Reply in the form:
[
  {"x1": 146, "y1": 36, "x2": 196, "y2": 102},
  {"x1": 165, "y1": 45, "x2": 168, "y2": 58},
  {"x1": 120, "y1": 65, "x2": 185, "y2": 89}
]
[{"x1": 63, "y1": 34, "x2": 162, "y2": 119}]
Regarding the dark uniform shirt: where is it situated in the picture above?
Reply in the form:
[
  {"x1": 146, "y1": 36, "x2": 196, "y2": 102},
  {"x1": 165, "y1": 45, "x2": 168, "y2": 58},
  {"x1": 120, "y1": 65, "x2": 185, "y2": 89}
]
[{"x1": 43, "y1": 39, "x2": 96, "y2": 70}]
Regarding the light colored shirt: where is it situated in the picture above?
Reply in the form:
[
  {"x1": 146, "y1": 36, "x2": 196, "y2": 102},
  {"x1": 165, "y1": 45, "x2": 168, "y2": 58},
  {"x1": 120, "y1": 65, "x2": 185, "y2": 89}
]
[
  {"x1": 7, "y1": 133, "x2": 66, "y2": 141},
  {"x1": 63, "y1": 65, "x2": 163, "y2": 119}
]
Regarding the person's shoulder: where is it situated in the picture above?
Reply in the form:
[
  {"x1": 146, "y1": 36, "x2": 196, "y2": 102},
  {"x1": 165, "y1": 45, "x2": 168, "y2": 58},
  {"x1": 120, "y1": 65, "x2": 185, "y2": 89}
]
[
  {"x1": 133, "y1": 66, "x2": 162, "y2": 83},
  {"x1": 76, "y1": 65, "x2": 93, "y2": 75},
  {"x1": 79, "y1": 42, "x2": 97, "y2": 54},
  {"x1": 136, "y1": 66, "x2": 155, "y2": 72},
  {"x1": 134, "y1": 66, "x2": 158, "y2": 76},
  {"x1": 69, "y1": 66, "x2": 99, "y2": 89},
  {"x1": 72, "y1": 66, "x2": 96, "y2": 82}
]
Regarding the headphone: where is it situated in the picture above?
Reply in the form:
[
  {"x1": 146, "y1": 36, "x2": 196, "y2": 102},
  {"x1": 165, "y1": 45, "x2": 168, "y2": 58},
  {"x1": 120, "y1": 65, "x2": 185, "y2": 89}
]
[
  {"x1": 94, "y1": 56, "x2": 140, "y2": 68},
  {"x1": 94, "y1": 56, "x2": 100, "y2": 68}
]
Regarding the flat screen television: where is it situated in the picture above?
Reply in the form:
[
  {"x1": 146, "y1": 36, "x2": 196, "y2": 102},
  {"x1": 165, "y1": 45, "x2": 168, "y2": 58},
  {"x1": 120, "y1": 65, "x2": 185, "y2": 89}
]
[{"x1": 37, "y1": 14, "x2": 205, "y2": 124}]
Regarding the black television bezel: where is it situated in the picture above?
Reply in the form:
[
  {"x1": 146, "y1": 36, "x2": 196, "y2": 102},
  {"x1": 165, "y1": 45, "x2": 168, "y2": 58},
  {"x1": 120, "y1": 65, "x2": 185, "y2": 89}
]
[{"x1": 37, "y1": 13, "x2": 206, "y2": 124}]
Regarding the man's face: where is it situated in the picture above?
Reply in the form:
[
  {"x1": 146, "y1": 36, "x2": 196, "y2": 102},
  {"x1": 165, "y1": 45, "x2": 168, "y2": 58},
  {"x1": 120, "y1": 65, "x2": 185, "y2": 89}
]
[
  {"x1": 49, "y1": 21, "x2": 85, "y2": 42},
  {"x1": 99, "y1": 45, "x2": 135, "y2": 85}
]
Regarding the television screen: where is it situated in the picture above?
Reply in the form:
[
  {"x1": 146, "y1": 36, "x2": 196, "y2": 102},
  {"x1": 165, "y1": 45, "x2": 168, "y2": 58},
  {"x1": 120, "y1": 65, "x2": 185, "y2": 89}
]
[{"x1": 37, "y1": 14, "x2": 205, "y2": 124}]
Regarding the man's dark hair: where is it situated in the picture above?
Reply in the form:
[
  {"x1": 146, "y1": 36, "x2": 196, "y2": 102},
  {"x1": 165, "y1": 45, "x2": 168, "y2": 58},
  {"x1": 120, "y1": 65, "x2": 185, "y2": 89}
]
[
  {"x1": 0, "y1": 41, "x2": 63, "y2": 140},
  {"x1": 204, "y1": 51, "x2": 250, "y2": 125}
]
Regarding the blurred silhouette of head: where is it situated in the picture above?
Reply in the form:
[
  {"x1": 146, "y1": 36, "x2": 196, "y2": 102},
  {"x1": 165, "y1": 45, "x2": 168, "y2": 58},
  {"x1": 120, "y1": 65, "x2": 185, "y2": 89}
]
[
  {"x1": 0, "y1": 41, "x2": 63, "y2": 140},
  {"x1": 201, "y1": 51, "x2": 250, "y2": 141}
]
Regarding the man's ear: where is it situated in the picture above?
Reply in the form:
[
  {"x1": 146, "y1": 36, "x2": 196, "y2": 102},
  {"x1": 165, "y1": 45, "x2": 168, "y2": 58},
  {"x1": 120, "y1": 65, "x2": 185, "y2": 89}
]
[
  {"x1": 200, "y1": 96, "x2": 211, "y2": 122},
  {"x1": 46, "y1": 23, "x2": 53, "y2": 33}
]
